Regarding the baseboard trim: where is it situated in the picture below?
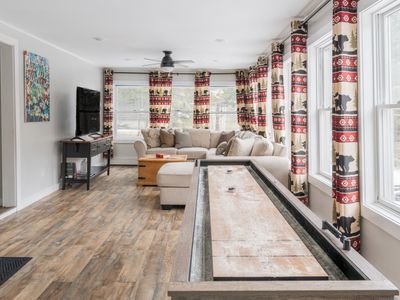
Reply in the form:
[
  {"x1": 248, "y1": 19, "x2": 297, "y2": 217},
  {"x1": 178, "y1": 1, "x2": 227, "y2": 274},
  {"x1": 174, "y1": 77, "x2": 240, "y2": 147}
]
[
  {"x1": 17, "y1": 183, "x2": 60, "y2": 210},
  {"x1": 0, "y1": 208, "x2": 17, "y2": 221}
]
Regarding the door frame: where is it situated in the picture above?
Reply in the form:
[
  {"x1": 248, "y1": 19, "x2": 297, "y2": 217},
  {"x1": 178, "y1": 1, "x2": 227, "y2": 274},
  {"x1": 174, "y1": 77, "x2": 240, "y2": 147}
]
[{"x1": 0, "y1": 32, "x2": 21, "y2": 208}]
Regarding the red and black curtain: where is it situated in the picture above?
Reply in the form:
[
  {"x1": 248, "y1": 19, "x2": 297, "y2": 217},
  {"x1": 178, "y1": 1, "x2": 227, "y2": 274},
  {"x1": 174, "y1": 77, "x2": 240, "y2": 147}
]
[
  {"x1": 103, "y1": 69, "x2": 113, "y2": 136},
  {"x1": 290, "y1": 20, "x2": 308, "y2": 205},
  {"x1": 332, "y1": 0, "x2": 360, "y2": 251},
  {"x1": 236, "y1": 56, "x2": 268, "y2": 135},
  {"x1": 256, "y1": 56, "x2": 268, "y2": 136},
  {"x1": 149, "y1": 72, "x2": 172, "y2": 128},
  {"x1": 271, "y1": 42, "x2": 286, "y2": 144},
  {"x1": 194, "y1": 71, "x2": 211, "y2": 129}
]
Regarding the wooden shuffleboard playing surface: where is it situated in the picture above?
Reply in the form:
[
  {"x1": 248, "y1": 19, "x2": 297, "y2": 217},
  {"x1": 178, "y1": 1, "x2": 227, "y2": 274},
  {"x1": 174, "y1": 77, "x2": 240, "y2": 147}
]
[{"x1": 208, "y1": 165, "x2": 328, "y2": 281}]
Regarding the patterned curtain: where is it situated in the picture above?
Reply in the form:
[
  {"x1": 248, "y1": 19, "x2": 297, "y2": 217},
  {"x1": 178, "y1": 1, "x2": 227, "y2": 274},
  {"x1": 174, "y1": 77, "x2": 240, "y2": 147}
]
[
  {"x1": 149, "y1": 72, "x2": 172, "y2": 128},
  {"x1": 332, "y1": 0, "x2": 360, "y2": 251},
  {"x1": 236, "y1": 56, "x2": 268, "y2": 134},
  {"x1": 271, "y1": 42, "x2": 286, "y2": 144},
  {"x1": 194, "y1": 71, "x2": 211, "y2": 129},
  {"x1": 256, "y1": 56, "x2": 268, "y2": 136},
  {"x1": 290, "y1": 20, "x2": 308, "y2": 205},
  {"x1": 103, "y1": 69, "x2": 113, "y2": 136}
]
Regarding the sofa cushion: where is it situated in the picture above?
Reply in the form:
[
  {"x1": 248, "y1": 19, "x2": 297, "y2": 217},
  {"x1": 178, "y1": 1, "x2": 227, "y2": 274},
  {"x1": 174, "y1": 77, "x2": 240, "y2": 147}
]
[
  {"x1": 177, "y1": 147, "x2": 208, "y2": 159},
  {"x1": 237, "y1": 130, "x2": 257, "y2": 139},
  {"x1": 141, "y1": 128, "x2": 161, "y2": 148},
  {"x1": 160, "y1": 129, "x2": 175, "y2": 148},
  {"x1": 224, "y1": 136, "x2": 236, "y2": 156},
  {"x1": 216, "y1": 141, "x2": 228, "y2": 155},
  {"x1": 157, "y1": 162, "x2": 195, "y2": 187},
  {"x1": 227, "y1": 137, "x2": 255, "y2": 156},
  {"x1": 146, "y1": 147, "x2": 177, "y2": 155},
  {"x1": 210, "y1": 131, "x2": 222, "y2": 148},
  {"x1": 187, "y1": 129, "x2": 211, "y2": 148},
  {"x1": 251, "y1": 138, "x2": 274, "y2": 156},
  {"x1": 175, "y1": 131, "x2": 192, "y2": 149},
  {"x1": 218, "y1": 130, "x2": 235, "y2": 145}
]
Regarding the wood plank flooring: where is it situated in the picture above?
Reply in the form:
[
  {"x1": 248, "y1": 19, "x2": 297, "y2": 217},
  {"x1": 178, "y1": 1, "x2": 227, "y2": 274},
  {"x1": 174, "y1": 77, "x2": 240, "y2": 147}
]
[{"x1": 0, "y1": 166, "x2": 183, "y2": 300}]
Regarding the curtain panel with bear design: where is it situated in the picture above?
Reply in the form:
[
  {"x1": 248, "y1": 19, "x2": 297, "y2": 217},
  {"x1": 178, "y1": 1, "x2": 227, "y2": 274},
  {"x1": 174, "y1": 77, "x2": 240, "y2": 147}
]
[
  {"x1": 149, "y1": 72, "x2": 173, "y2": 128},
  {"x1": 290, "y1": 20, "x2": 309, "y2": 205},
  {"x1": 332, "y1": 0, "x2": 360, "y2": 251},
  {"x1": 235, "y1": 56, "x2": 269, "y2": 136},
  {"x1": 271, "y1": 42, "x2": 286, "y2": 145},
  {"x1": 103, "y1": 69, "x2": 113, "y2": 136},
  {"x1": 193, "y1": 71, "x2": 211, "y2": 129}
]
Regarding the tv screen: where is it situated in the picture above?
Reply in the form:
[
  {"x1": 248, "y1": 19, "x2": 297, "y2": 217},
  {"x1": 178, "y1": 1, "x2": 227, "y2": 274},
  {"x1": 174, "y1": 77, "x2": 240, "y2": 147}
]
[{"x1": 76, "y1": 87, "x2": 101, "y2": 136}]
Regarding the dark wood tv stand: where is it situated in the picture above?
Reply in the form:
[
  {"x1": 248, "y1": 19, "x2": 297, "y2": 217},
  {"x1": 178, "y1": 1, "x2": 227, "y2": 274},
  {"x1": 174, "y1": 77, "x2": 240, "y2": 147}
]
[{"x1": 61, "y1": 135, "x2": 112, "y2": 190}]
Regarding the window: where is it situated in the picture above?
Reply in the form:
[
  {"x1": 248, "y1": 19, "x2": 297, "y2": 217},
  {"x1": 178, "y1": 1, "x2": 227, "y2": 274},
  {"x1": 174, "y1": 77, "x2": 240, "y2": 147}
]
[
  {"x1": 308, "y1": 33, "x2": 333, "y2": 190},
  {"x1": 114, "y1": 85, "x2": 149, "y2": 140},
  {"x1": 360, "y1": 0, "x2": 400, "y2": 238},
  {"x1": 210, "y1": 86, "x2": 238, "y2": 131},
  {"x1": 170, "y1": 86, "x2": 194, "y2": 129},
  {"x1": 375, "y1": 6, "x2": 400, "y2": 212}
]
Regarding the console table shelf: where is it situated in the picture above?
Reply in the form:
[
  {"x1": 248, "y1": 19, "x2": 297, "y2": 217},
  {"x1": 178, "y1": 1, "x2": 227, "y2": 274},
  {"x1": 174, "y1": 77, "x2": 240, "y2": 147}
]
[{"x1": 61, "y1": 136, "x2": 112, "y2": 190}]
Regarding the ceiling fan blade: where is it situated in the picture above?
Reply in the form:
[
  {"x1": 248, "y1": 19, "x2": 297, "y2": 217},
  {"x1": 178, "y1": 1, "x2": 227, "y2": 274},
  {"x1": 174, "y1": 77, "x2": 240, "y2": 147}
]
[
  {"x1": 144, "y1": 58, "x2": 161, "y2": 62},
  {"x1": 142, "y1": 63, "x2": 160, "y2": 67},
  {"x1": 173, "y1": 60, "x2": 195, "y2": 64},
  {"x1": 175, "y1": 63, "x2": 189, "y2": 68}
]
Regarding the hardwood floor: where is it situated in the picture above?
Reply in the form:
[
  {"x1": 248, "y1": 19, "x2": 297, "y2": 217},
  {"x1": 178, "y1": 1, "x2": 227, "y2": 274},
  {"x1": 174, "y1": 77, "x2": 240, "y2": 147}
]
[{"x1": 0, "y1": 166, "x2": 184, "y2": 300}]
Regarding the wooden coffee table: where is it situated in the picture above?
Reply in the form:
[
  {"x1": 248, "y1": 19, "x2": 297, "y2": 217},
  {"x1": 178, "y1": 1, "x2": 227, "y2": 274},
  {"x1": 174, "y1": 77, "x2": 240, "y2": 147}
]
[{"x1": 137, "y1": 154, "x2": 188, "y2": 186}]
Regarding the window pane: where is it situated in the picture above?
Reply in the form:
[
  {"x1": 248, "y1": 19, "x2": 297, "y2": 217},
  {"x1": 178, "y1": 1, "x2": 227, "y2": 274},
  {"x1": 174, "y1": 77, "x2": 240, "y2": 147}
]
[
  {"x1": 319, "y1": 109, "x2": 332, "y2": 177},
  {"x1": 390, "y1": 9, "x2": 400, "y2": 103},
  {"x1": 284, "y1": 59, "x2": 291, "y2": 153},
  {"x1": 210, "y1": 87, "x2": 238, "y2": 131},
  {"x1": 170, "y1": 86, "x2": 194, "y2": 128},
  {"x1": 394, "y1": 110, "x2": 400, "y2": 203},
  {"x1": 323, "y1": 45, "x2": 333, "y2": 108},
  {"x1": 114, "y1": 85, "x2": 149, "y2": 139},
  {"x1": 116, "y1": 112, "x2": 148, "y2": 139}
]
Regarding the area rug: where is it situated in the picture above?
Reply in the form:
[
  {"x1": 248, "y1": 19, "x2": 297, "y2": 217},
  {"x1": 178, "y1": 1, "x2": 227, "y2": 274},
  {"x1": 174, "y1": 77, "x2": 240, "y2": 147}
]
[{"x1": 0, "y1": 257, "x2": 32, "y2": 286}]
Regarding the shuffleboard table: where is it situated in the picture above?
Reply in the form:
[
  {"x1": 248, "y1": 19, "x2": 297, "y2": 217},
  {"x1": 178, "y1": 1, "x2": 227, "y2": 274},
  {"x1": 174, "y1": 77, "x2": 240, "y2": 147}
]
[{"x1": 169, "y1": 160, "x2": 399, "y2": 300}]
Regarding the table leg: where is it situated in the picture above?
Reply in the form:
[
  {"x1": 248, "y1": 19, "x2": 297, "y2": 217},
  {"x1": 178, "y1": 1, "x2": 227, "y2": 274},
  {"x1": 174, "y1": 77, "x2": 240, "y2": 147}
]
[
  {"x1": 86, "y1": 157, "x2": 91, "y2": 191},
  {"x1": 107, "y1": 149, "x2": 111, "y2": 176}
]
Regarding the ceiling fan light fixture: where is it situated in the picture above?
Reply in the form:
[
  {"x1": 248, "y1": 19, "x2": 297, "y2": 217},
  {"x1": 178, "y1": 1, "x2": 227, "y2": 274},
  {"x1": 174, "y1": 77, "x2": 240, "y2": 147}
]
[{"x1": 161, "y1": 66, "x2": 174, "y2": 73}]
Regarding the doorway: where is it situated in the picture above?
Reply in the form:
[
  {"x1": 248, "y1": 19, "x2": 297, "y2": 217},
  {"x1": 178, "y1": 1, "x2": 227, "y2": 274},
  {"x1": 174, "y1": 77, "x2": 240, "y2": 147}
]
[{"x1": 0, "y1": 34, "x2": 21, "y2": 216}]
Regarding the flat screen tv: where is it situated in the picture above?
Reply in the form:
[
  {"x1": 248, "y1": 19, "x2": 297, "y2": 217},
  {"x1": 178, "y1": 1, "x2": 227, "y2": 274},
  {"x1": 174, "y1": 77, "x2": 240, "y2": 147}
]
[{"x1": 76, "y1": 87, "x2": 101, "y2": 136}]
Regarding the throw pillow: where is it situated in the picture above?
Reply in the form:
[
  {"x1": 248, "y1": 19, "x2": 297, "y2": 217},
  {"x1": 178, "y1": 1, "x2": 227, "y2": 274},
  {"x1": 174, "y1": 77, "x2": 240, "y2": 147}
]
[
  {"x1": 227, "y1": 137, "x2": 255, "y2": 156},
  {"x1": 224, "y1": 137, "x2": 236, "y2": 156},
  {"x1": 160, "y1": 129, "x2": 175, "y2": 148},
  {"x1": 251, "y1": 138, "x2": 274, "y2": 156},
  {"x1": 187, "y1": 129, "x2": 211, "y2": 148},
  {"x1": 272, "y1": 142, "x2": 288, "y2": 157},
  {"x1": 216, "y1": 141, "x2": 228, "y2": 156},
  {"x1": 141, "y1": 128, "x2": 161, "y2": 148},
  {"x1": 175, "y1": 130, "x2": 192, "y2": 149},
  {"x1": 218, "y1": 130, "x2": 235, "y2": 145},
  {"x1": 210, "y1": 131, "x2": 222, "y2": 148},
  {"x1": 237, "y1": 130, "x2": 257, "y2": 139}
]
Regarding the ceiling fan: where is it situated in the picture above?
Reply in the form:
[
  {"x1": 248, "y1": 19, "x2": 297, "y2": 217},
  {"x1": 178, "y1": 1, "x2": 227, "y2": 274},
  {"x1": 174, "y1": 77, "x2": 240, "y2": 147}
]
[{"x1": 143, "y1": 50, "x2": 194, "y2": 72}]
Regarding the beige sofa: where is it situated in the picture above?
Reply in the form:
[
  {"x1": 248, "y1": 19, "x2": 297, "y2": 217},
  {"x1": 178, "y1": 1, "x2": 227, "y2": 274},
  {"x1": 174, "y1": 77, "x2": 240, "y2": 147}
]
[{"x1": 133, "y1": 128, "x2": 290, "y2": 187}]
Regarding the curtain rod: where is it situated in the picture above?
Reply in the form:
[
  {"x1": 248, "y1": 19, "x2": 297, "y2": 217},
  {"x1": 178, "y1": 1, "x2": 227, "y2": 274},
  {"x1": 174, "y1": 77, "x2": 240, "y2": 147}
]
[
  {"x1": 280, "y1": 0, "x2": 331, "y2": 44},
  {"x1": 113, "y1": 71, "x2": 236, "y2": 75}
]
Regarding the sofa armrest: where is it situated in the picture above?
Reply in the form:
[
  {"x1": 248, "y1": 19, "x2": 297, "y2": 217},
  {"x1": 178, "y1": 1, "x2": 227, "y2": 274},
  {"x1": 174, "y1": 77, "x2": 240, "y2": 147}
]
[{"x1": 133, "y1": 139, "x2": 147, "y2": 158}]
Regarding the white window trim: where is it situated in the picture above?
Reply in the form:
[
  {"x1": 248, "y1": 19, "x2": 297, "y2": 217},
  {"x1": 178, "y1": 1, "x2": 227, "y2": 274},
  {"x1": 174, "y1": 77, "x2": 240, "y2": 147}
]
[
  {"x1": 359, "y1": 0, "x2": 400, "y2": 240},
  {"x1": 308, "y1": 32, "x2": 333, "y2": 195}
]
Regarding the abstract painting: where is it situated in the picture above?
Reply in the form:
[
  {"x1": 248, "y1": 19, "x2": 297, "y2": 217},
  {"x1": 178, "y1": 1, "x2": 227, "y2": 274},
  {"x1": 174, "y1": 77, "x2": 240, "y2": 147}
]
[{"x1": 24, "y1": 51, "x2": 50, "y2": 122}]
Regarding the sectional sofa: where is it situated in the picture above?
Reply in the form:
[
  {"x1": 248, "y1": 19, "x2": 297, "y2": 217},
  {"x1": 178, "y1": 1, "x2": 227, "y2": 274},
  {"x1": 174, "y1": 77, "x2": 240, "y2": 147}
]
[{"x1": 133, "y1": 128, "x2": 290, "y2": 187}]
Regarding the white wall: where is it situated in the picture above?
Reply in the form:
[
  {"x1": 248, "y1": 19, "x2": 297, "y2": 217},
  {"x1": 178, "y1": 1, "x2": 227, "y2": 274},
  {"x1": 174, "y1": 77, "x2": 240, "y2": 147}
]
[
  {"x1": 300, "y1": 0, "x2": 400, "y2": 288},
  {"x1": 0, "y1": 21, "x2": 102, "y2": 208}
]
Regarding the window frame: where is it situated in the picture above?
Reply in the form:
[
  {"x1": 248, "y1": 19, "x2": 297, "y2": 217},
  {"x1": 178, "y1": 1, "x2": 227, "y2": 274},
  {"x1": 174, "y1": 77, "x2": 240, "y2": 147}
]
[
  {"x1": 113, "y1": 82, "x2": 149, "y2": 142},
  {"x1": 359, "y1": 0, "x2": 400, "y2": 240},
  {"x1": 308, "y1": 32, "x2": 333, "y2": 195}
]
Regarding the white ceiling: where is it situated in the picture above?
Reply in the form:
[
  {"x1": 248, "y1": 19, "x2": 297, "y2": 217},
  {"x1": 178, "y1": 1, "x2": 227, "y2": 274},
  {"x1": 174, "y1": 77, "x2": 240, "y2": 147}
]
[{"x1": 0, "y1": 0, "x2": 319, "y2": 70}]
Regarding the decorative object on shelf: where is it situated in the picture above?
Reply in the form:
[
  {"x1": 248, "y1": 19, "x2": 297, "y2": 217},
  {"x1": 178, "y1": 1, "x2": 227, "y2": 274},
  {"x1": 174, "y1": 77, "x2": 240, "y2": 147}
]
[
  {"x1": 271, "y1": 41, "x2": 286, "y2": 144},
  {"x1": 290, "y1": 19, "x2": 309, "y2": 206},
  {"x1": 23, "y1": 51, "x2": 50, "y2": 122},
  {"x1": 193, "y1": 71, "x2": 211, "y2": 129},
  {"x1": 331, "y1": 0, "x2": 360, "y2": 251},
  {"x1": 149, "y1": 72, "x2": 173, "y2": 128}
]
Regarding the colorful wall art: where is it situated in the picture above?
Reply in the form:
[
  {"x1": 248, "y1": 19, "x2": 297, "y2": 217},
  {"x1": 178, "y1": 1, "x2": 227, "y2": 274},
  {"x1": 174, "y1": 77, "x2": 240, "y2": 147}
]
[{"x1": 24, "y1": 51, "x2": 50, "y2": 122}]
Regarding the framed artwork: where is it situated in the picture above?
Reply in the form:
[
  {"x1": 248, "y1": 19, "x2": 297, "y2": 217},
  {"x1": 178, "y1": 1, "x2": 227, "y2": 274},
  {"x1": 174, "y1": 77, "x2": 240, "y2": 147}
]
[{"x1": 24, "y1": 51, "x2": 50, "y2": 122}]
